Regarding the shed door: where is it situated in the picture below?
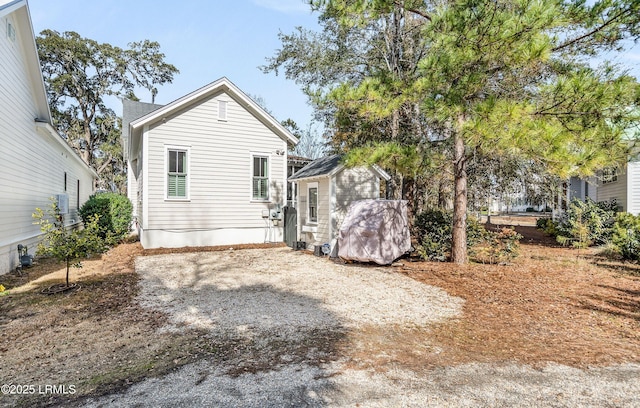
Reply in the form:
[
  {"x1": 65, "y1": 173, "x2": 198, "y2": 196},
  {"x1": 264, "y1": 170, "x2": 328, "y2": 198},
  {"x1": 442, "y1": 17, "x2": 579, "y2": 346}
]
[{"x1": 283, "y1": 206, "x2": 297, "y2": 247}]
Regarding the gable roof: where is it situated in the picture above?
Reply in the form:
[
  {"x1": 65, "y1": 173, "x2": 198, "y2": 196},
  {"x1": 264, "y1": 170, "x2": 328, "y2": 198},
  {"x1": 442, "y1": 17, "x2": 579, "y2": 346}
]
[
  {"x1": 126, "y1": 77, "x2": 298, "y2": 158},
  {"x1": 289, "y1": 154, "x2": 343, "y2": 180},
  {"x1": 289, "y1": 154, "x2": 391, "y2": 181}
]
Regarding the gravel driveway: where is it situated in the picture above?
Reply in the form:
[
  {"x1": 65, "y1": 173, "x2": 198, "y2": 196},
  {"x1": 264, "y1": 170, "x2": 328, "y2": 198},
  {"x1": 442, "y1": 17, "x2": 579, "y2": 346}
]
[{"x1": 83, "y1": 247, "x2": 640, "y2": 407}]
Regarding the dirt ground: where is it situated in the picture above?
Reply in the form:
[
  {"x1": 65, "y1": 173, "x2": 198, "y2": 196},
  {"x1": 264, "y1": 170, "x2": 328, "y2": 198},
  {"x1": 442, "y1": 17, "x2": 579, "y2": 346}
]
[{"x1": 1, "y1": 228, "x2": 639, "y2": 406}]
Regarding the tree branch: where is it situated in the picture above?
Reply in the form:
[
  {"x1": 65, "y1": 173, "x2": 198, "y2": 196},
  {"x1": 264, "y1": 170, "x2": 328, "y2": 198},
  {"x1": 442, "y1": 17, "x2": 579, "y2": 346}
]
[
  {"x1": 95, "y1": 154, "x2": 113, "y2": 176},
  {"x1": 552, "y1": 7, "x2": 631, "y2": 52},
  {"x1": 395, "y1": 1, "x2": 431, "y2": 21}
]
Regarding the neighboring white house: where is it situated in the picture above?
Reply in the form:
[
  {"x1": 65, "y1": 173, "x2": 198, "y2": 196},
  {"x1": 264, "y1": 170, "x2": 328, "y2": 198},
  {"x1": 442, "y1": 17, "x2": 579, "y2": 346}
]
[
  {"x1": 289, "y1": 154, "x2": 390, "y2": 252},
  {"x1": 123, "y1": 77, "x2": 298, "y2": 249},
  {"x1": 572, "y1": 160, "x2": 640, "y2": 215},
  {"x1": 0, "y1": 0, "x2": 97, "y2": 274}
]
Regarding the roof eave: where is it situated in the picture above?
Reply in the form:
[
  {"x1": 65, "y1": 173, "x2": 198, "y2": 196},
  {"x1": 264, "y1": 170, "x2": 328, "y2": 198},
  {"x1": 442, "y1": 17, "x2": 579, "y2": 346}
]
[{"x1": 288, "y1": 173, "x2": 333, "y2": 182}]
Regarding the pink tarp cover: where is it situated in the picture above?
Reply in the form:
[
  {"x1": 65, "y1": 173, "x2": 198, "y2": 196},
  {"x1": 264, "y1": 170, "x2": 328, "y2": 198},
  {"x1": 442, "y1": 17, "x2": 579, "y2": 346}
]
[{"x1": 338, "y1": 199, "x2": 411, "y2": 265}]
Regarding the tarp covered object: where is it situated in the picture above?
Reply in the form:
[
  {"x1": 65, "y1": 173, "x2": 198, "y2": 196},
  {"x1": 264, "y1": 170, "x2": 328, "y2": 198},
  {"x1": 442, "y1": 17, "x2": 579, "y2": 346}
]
[{"x1": 338, "y1": 199, "x2": 411, "y2": 265}]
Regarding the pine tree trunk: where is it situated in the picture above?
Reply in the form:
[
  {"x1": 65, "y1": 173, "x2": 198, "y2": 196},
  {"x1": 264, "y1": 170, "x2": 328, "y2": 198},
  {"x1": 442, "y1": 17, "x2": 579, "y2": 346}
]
[
  {"x1": 451, "y1": 128, "x2": 468, "y2": 264},
  {"x1": 402, "y1": 176, "x2": 416, "y2": 232}
]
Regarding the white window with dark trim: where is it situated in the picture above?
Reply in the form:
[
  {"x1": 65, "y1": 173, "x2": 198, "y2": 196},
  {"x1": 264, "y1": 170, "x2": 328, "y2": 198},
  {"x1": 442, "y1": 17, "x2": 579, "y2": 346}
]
[
  {"x1": 308, "y1": 182, "x2": 318, "y2": 223},
  {"x1": 602, "y1": 167, "x2": 618, "y2": 184},
  {"x1": 167, "y1": 148, "x2": 188, "y2": 199},
  {"x1": 252, "y1": 155, "x2": 269, "y2": 200}
]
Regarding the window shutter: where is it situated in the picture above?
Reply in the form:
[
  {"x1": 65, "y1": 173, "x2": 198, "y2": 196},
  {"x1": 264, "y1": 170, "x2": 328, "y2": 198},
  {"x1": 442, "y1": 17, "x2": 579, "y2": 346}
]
[{"x1": 168, "y1": 175, "x2": 186, "y2": 198}]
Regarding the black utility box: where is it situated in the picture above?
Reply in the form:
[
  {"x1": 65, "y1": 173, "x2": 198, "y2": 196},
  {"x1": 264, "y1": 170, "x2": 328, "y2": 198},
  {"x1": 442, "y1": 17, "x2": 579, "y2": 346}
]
[{"x1": 294, "y1": 241, "x2": 306, "y2": 250}]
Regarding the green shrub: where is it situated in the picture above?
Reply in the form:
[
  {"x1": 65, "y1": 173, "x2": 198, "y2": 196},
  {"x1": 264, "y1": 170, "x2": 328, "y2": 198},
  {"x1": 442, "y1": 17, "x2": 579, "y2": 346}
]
[
  {"x1": 414, "y1": 209, "x2": 452, "y2": 261},
  {"x1": 414, "y1": 209, "x2": 492, "y2": 261},
  {"x1": 611, "y1": 212, "x2": 640, "y2": 261},
  {"x1": 79, "y1": 192, "x2": 132, "y2": 243},
  {"x1": 536, "y1": 217, "x2": 548, "y2": 229},
  {"x1": 556, "y1": 198, "x2": 616, "y2": 248},
  {"x1": 470, "y1": 227, "x2": 523, "y2": 264},
  {"x1": 536, "y1": 217, "x2": 558, "y2": 237}
]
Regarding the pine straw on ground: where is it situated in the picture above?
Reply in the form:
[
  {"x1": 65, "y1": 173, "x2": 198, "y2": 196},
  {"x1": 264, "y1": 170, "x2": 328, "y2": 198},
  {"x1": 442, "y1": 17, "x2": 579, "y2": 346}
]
[{"x1": 377, "y1": 226, "x2": 640, "y2": 371}]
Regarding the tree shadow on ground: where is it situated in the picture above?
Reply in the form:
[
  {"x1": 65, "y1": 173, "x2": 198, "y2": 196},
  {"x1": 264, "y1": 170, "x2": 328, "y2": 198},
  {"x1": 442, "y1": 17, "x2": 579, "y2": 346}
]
[
  {"x1": 125, "y1": 252, "x2": 350, "y2": 405},
  {"x1": 577, "y1": 284, "x2": 640, "y2": 322},
  {"x1": 590, "y1": 258, "x2": 640, "y2": 277}
]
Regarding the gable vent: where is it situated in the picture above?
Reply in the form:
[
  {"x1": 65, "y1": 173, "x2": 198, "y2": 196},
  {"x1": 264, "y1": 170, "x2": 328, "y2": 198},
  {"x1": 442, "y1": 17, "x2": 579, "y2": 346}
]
[
  {"x1": 6, "y1": 21, "x2": 16, "y2": 42},
  {"x1": 218, "y1": 100, "x2": 227, "y2": 121}
]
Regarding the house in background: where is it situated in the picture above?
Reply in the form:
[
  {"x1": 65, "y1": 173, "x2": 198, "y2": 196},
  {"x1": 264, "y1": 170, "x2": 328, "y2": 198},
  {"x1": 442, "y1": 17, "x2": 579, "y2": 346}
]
[
  {"x1": 567, "y1": 176, "x2": 597, "y2": 206},
  {"x1": 569, "y1": 161, "x2": 640, "y2": 215},
  {"x1": 123, "y1": 77, "x2": 298, "y2": 249},
  {"x1": 286, "y1": 155, "x2": 312, "y2": 207},
  {"x1": 289, "y1": 154, "x2": 390, "y2": 253},
  {"x1": 0, "y1": 0, "x2": 97, "y2": 274},
  {"x1": 591, "y1": 163, "x2": 640, "y2": 215}
]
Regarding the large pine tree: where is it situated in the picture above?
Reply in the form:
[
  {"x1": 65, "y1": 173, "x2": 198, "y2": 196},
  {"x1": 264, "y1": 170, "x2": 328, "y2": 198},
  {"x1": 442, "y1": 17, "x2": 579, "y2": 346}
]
[{"x1": 304, "y1": 0, "x2": 639, "y2": 263}]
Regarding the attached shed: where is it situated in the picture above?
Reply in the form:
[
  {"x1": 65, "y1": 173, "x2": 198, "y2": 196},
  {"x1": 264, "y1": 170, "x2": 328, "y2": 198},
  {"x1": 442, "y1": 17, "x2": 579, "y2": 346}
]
[{"x1": 288, "y1": 155, "x2": 390, "y2": 253}]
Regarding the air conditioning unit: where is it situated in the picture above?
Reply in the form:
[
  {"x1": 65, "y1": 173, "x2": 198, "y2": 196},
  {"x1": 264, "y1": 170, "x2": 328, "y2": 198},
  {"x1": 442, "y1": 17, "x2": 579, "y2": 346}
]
[
  {"x1": 270, "y1": 210, "x2": 281, "y2": 220},
  {"x1": 56, "y1": 194, "x2": 69, "y2": 214}
]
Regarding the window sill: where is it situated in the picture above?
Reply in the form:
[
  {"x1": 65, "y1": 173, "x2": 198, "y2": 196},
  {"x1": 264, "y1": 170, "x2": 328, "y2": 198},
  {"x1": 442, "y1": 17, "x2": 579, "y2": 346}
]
[
  {"x1": 250, "y1": 199, "x2": 271, "y2": 203},
  {"x1": 302, "y1": 225, "x2": 317, "y2": 233},
  {"x1": 165, "y1": 198, "x2": 190, "y2": 202}
]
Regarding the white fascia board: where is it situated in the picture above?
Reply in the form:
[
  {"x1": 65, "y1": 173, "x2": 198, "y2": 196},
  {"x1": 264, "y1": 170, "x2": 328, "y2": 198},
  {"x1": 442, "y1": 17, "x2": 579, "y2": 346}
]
[
  {"x1": 371, "y1": 164, "x2": 391, "y2": 181},
  {"x1": 0, "y1": 0, "x2": 24, "y2": 17}
]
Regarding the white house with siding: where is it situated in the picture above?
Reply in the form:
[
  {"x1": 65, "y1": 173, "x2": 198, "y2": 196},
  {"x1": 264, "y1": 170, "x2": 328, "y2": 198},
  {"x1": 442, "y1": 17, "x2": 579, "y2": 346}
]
[
  {"x1": 289, "y1": 154, "x2": 390, "y2": 252},
  {"x1": 123, "y1": 77, "x2": 298, "y2": 249},
  {"x1": 0, "y1": 0, "x2": 97, "y2": 274},
  {"x1": 582, "y1": 160, "x2": 640, "y2": 215}
]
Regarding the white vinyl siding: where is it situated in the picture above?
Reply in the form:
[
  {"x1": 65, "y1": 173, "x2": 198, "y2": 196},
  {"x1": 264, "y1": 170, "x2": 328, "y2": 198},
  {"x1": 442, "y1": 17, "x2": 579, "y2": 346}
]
[
  {"x1": 315, "y1": 178, "x2": 332, "y2": 245},
  {"x1": 251, "y1": 155, "x2": 269, "y2": 200},
  {"x1": 143, "y1": 91, "x2": 286, "y2": 233},
  {"x1": 296, "y1": 167, "x2": 381, "y2": 248},
  {"x1": 0, "y1": 10, "x2": 95, "y2": 274},
  {"x1": 298, "y1": 178, "x2": 330, "y2": 245},
  {"x1": 597, "y1": 168, "x2": 627, "y2": 211},
  {"x1": 626, "y1": 161, "x2": 640, "y2": 215}
]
